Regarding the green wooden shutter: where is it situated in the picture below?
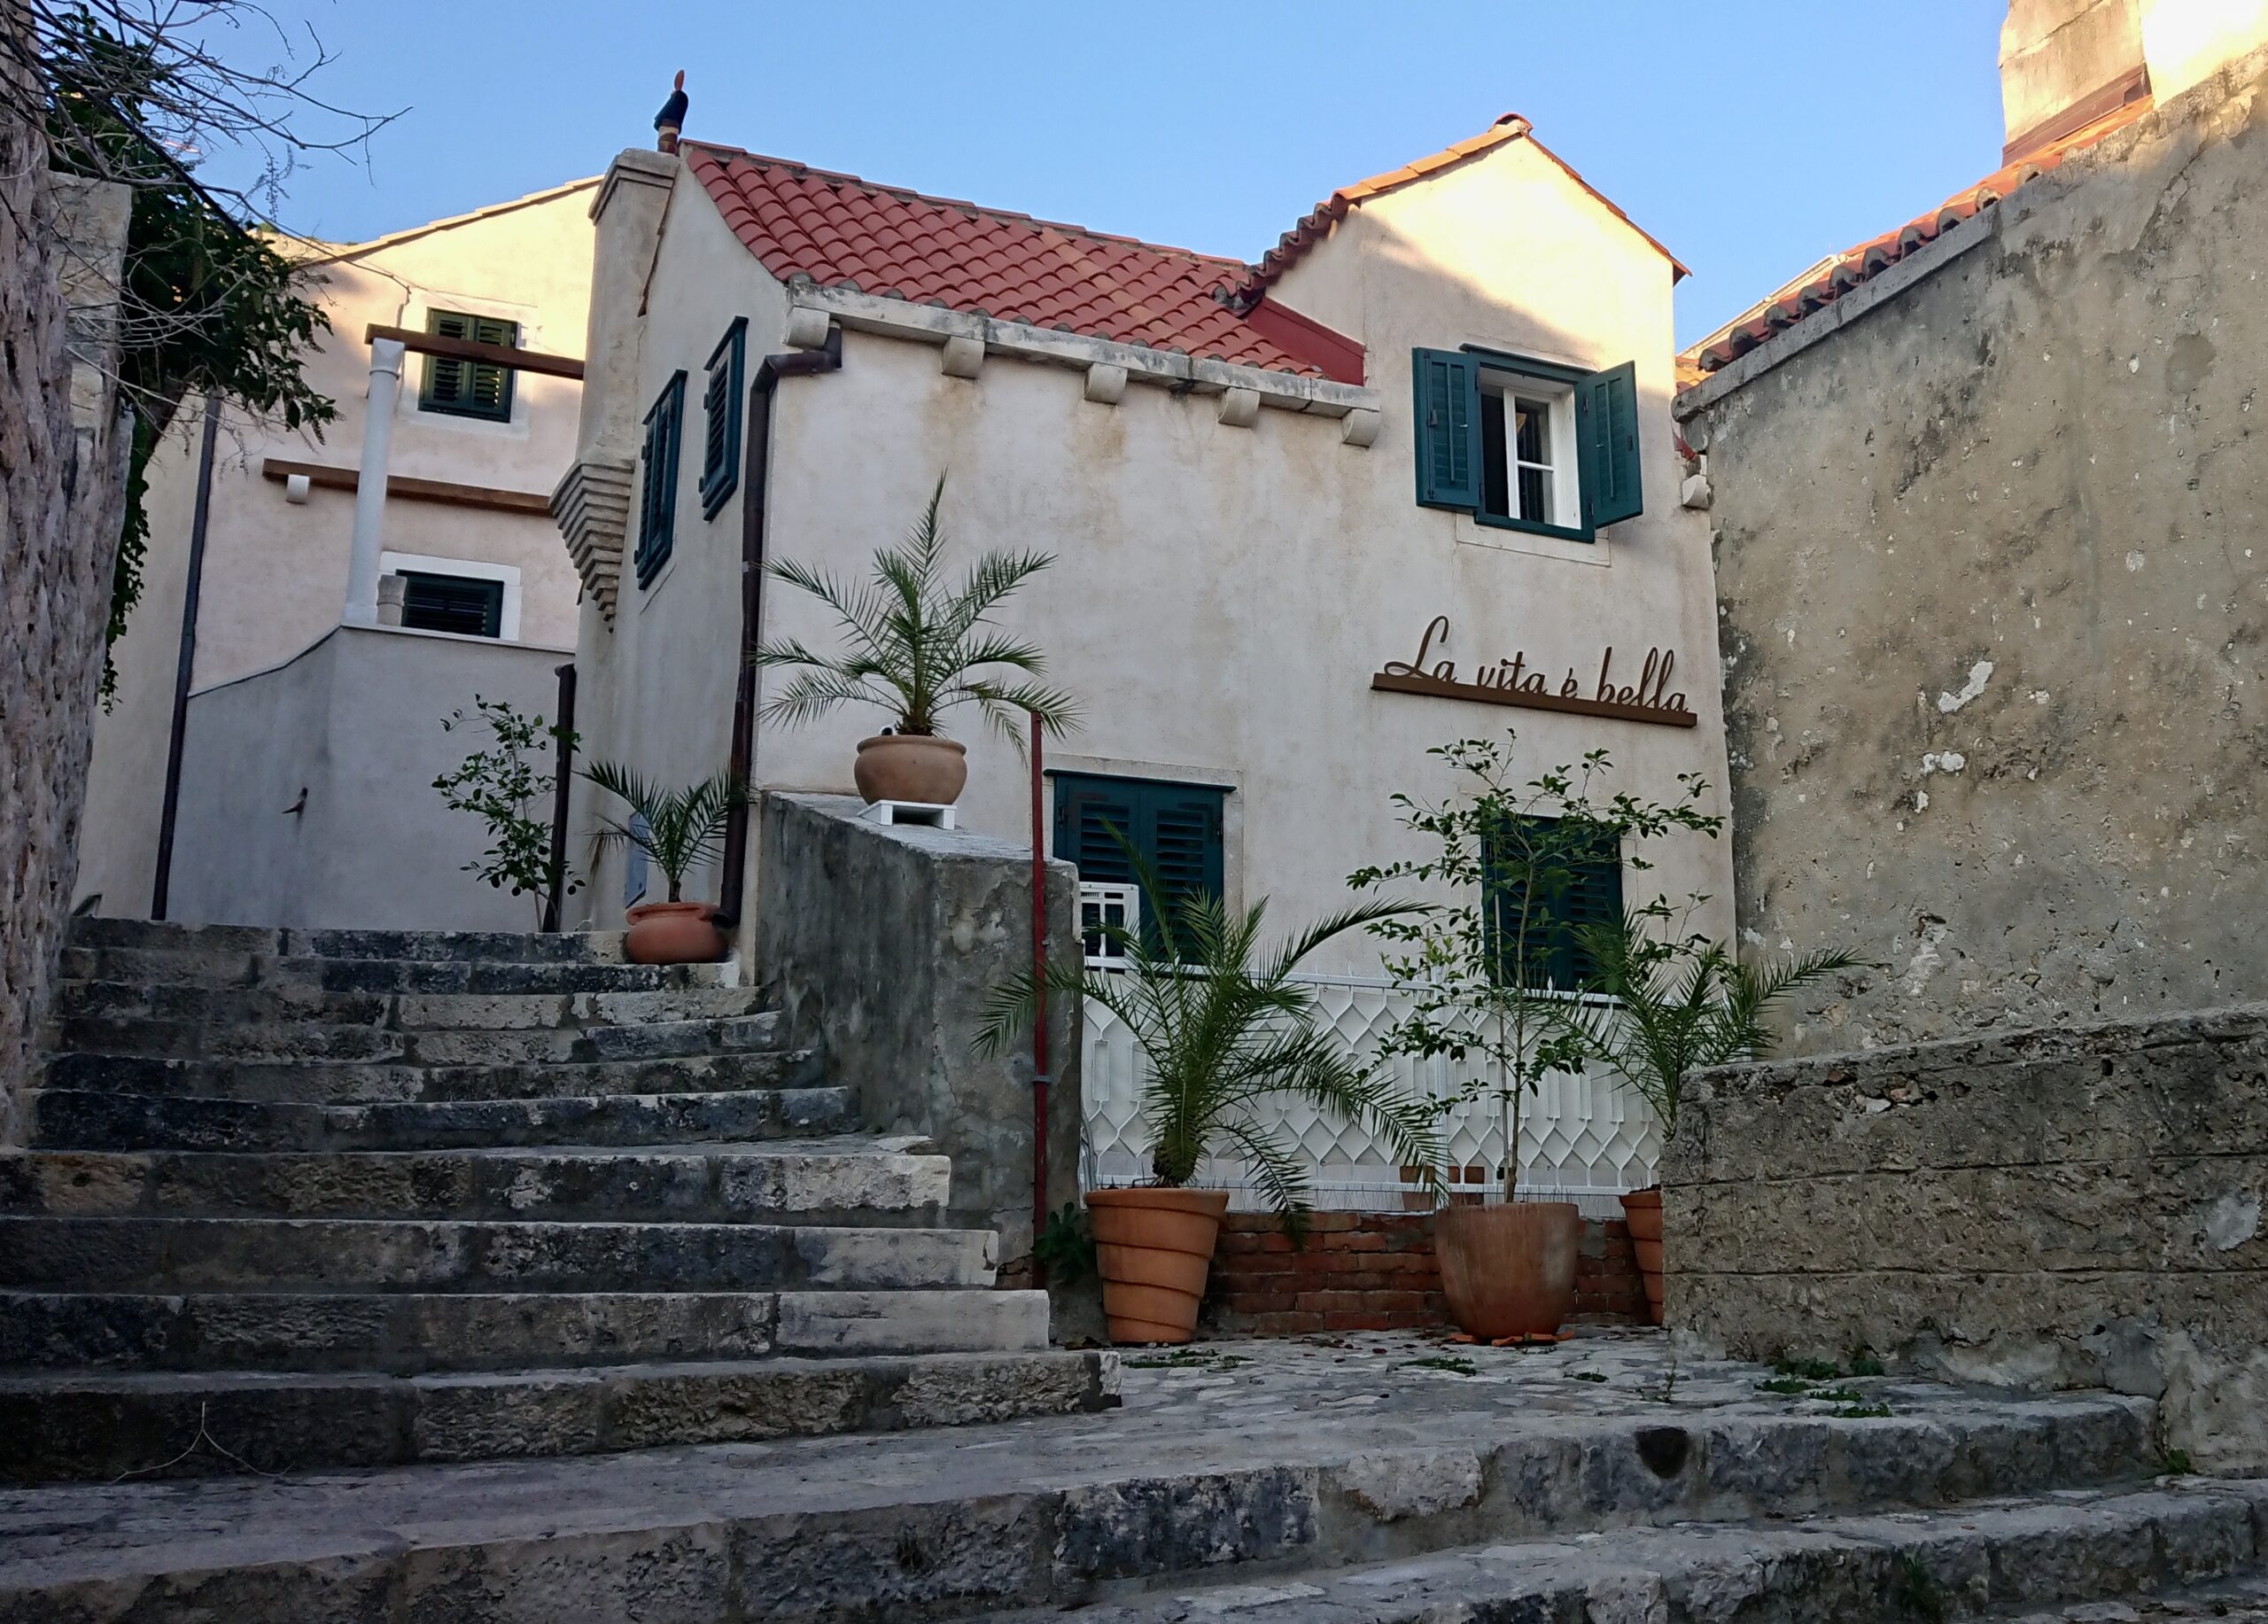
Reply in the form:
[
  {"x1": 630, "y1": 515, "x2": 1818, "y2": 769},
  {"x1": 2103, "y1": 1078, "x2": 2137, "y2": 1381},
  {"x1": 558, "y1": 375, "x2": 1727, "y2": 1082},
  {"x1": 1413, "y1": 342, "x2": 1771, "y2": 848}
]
[
  {"x1": 420, "y1": 311, "x2": 519, "y2": 423},
  {"x1": 1557, "y1": 827, "x2": 1625, "y2": 991},
  {"x1": 1482, "y1": 814, "x2": 1622, "y2": 991},
  {"x1": 1411, "y1": 347, "x2": 1480, "y2": 510},
  {"x1": 700, "y1": 318, "x2": 746, "y2": 519},
  {"x1": 1575, "y1": 360, "x2": 1643, "y2": 528},
  {"x1": 1053, "y1": 774, "x2": 1224, "y2": 956},
  {"x1": 635, "y1": 372, "x2": 686, "y2": 588}
]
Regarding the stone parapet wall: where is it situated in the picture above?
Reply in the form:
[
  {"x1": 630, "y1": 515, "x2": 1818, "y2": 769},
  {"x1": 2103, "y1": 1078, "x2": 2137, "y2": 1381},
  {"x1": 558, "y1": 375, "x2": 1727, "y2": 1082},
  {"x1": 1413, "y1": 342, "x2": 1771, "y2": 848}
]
[
  {"x1": 1667, "y1": 1003, "x2": 2268, "y2": 1472},
  {"x1": 1205, "y1": 1210, "x2": 1644, "y2": 1335}
]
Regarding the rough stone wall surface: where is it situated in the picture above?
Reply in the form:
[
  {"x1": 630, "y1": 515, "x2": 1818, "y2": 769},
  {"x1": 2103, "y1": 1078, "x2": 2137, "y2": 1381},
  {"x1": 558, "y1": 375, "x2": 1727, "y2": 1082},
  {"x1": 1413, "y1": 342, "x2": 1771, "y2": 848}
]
[
  {"x1": 0, "y1": 74, "x2": 130, "y2": 1145},
  {"x1": 755, "y1": 792, "x2": 1081, "y2": 1264},
  {"x1": 1680, "y1": 51, "x2": 2268, "y2": 1056},
  {"x1": 1666, "y1": 1002, "x2": 2268, "y2": 1472},
  {"x1": 1205, "y1": 1211, "x2": 1643, "y2": 1336}
]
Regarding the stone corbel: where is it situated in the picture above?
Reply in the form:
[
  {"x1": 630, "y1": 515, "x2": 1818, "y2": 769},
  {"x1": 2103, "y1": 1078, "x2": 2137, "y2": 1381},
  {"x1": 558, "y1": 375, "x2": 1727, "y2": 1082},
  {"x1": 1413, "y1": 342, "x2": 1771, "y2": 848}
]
[
  {"x1": 1340, "y1": 408, "x2": 1381, "y2": 449},
  {"x1": 1084, "y1": 362, "x2": 1128, "y2": 405},
  {"x1": 1217, "y1": 386, "x2": 1260, "y2": 428},
  {"x1": 940, "y1": 336, "x2": 985, "y2": 379},
  {"x1": 783, "y1": 306, "x2": 832, "y2": 350}
]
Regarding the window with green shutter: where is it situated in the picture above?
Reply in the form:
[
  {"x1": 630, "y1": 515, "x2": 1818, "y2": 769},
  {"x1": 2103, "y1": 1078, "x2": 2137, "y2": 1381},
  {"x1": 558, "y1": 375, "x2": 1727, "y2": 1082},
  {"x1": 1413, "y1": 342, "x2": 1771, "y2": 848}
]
[
  {"x1": 1410, "y1": 346, "x2": 1645, "y2": 540},
  {"x1": 419, "y1": 310, "x2": 520, "y2": 422},
  {"x1": 634, "y1": 371, "x2": 687, "y2": 589},
  {"x1": 1052, "y1": 773, "x2": 1226, "y2": 956},
  {"x1": 1479, "y1": 813, "x2": 1624, "y2": 993},
  {"x1": 699, "y1": 317, "x2": 747, "y2": 520}
]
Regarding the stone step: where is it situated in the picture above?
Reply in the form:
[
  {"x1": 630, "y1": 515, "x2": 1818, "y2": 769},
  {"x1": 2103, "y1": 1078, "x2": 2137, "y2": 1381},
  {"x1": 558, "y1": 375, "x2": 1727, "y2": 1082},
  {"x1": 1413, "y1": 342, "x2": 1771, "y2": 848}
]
[
  {"x1": 0, "y1": 1372, "x2": 2205, "y2": 1620},
  {"x1": 0, "y1": 1286, "x2": 1049, "y2": 1374},
  {"x1": 67, "y1": 917, "x2": 633, "y2": 964},
  {"x1": 960, "y1": 1488, "x2": 2268, "y2": 1624},
  {"x1": 35, "y1": 1047, "x2": 821, "y2": 1104},
  {"x1": 0, "y1": 1142, "x2": 952, "y2": 1224},
  {"x1": 0, "y1": 1214, "x2": 994, "y2": 1294},
  {"x1": 25, "y1": 1084, "x2": 855, "y2": 1154},
  {"x1": 0, "y1": 1347, "x2": 1113, "y2": 1483},
  {"x1": 57, "y1": 945, "x2": 726, "y2": 996},
  {"x1": 50, "y1": 979, "x2": 770, "y2": 1031},
  {"x1": 45, "y1": 1010, "x2": 788, "y2": 1066}
]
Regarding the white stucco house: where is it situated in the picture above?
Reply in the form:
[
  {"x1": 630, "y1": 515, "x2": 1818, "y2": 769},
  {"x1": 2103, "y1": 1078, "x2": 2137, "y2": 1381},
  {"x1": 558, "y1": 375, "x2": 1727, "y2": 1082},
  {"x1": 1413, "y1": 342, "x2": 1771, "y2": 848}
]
[
  {"x1": 562, "y1": 114, "x2": 1731, "y2": 950},
  {"x1": 555, "y1": 113, "x2": 1736, "y2": 1199},
  {"x1": 75, "y1": 180, "x2": 598, "y2": 930}
]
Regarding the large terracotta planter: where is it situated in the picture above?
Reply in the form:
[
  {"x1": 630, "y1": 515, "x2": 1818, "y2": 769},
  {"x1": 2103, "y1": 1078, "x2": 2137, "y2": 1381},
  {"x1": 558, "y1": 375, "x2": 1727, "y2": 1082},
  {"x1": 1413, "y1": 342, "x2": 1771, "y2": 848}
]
[
  {"x1": 853, "y1": 734, "x2": 967, "y2": 805},
  {"x1": 624, "y1": 901, "x2": 726, "y2": 966},
  {"x1": 1434, "y1": 1200, "x2": 1582, "y2": 1340},
  {"x1": 1086, "y1": 1186, "x2": 1231, "y2": 1344},
  {"x1": 1621, "y1": 1185, "x2": 1665, "y2": 1326}
]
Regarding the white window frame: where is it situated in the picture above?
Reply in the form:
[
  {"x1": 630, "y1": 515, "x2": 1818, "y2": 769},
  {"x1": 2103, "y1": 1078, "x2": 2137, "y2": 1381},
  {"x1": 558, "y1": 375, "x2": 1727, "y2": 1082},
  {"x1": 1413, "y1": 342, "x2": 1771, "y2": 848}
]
[
  {"x1": 1478, "y1": 370, "x2": 1579, "y2": 530},
  {"x1": 379, "y1": 549, "x2": 523, "y2": 641},
  {"x1": 1080, "y1": 881, "x2": 1141, "y2": 969}
]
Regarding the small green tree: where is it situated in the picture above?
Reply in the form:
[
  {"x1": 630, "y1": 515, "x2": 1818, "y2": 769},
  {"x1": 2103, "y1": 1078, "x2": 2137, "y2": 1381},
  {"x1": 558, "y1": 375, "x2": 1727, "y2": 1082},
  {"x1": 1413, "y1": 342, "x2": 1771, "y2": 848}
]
[
  {"x1": 1559, "y1": 897, "x2": 1867, "y2": 1142},
  {"x1": 754, "y1": 474, "x2": 1080, "y2": 746},
  {"x1": 1348, "y1": 735, "x2": 1722, "y2": 1202},
  {"x1": 581, "y1": 765, "x2": 747, "y2": 905},
  {"x1": 432, "y1": 698, "x2": 578, "y2": 926},
  {"x1": 975, "y1": 845, "x2": 1439, "y2": 1230}
]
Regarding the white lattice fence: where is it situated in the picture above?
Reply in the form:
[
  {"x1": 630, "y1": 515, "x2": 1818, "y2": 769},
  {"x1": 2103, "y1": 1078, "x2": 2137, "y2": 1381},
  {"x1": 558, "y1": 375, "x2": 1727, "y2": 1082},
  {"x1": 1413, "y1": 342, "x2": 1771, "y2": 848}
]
[{"x1": 1079, "y1": 973, "x2": 1660, "y2": 1217}]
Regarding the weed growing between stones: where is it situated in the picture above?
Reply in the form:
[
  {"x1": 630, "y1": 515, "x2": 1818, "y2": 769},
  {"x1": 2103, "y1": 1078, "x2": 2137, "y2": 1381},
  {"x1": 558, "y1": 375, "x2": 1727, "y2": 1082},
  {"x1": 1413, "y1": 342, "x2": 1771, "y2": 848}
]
[
  {"x1": 1891, "y1": 1551, "x2": 1947, "y2": 1623},
  {"x1": 1571, "y1": 1371, "x2": 1609, "y2": 1383},
  {"x1": 1834, "y1": 1403, "x2": 1894, "y2": 1418},
  {"x1": 1403, "y1": 1355, "x2": 1480, "y2": 1376},
  {"x1": 2163, "y1": 1448, "x2": 2194, "y2": 1475},
  {"x1": 1122, "y1": 1348, "x2": 1253, "y2": 1371}
]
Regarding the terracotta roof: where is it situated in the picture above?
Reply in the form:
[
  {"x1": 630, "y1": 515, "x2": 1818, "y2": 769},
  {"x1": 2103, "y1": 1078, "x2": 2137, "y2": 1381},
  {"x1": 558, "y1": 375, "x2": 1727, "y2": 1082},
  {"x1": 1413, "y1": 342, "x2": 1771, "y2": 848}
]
[
  {"x1": 683, "y1": 143, "x2": 1345, "y2": 379},
  {"x1": 1234, "y1": 114, "x2": 1689, "y2": 307},
  {"x1": 1681, "y1": 95, "x2": 2156, "y2": 380}
]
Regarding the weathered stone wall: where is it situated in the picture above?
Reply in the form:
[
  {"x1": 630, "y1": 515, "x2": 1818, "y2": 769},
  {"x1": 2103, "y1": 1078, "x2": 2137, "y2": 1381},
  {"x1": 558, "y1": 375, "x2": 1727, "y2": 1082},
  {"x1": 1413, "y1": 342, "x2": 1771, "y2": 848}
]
[
  {"x1": 755, "y1": 792, "x2": 1081, "y2": 1265},
  {"x1": 1676, "y1": 49, "x2": 2268, "y2": 1055},
  {"x1": 0, "y1": 60, "x2": 131, "y2": 1144},
  {"x1": 1667, "y1": 1004, "x2": 2268, "y2": 1472}
]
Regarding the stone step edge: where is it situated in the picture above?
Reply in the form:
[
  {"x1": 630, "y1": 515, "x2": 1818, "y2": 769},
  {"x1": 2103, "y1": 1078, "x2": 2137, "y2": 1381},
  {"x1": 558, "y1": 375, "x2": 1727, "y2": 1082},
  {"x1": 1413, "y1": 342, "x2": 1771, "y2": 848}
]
[
  {"x1": 0, "y1": 1348, "x2": 1115, "y2": 1483},
  {"x1": 0, "y1": 1449, "x2": 2250, "y2": 1620},
  {"x1": 0, "y1": 1286, "x2": 1050, "y2": 1371},
  {"x1": 962, "y1": 1483, "x2": 2268, "y2": 1624}
]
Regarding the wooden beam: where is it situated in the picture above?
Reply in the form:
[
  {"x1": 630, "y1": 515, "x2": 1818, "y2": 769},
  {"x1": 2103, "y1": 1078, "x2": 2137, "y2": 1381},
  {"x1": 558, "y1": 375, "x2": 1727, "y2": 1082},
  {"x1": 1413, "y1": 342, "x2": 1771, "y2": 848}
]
[
  {"x1": 261, "y1": 456, "x2": 554, "y2": 517},
  {"x1": 362, "y1": 322, "x2": 585, "y2": 381}
]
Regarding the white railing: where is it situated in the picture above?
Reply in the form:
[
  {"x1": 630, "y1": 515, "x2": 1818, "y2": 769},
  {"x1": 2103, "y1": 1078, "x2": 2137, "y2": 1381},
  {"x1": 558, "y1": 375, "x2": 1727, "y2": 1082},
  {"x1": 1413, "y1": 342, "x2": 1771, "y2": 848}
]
[{"x1": 1078, "y1": 971, "x2": 1660, "y2": 1218}]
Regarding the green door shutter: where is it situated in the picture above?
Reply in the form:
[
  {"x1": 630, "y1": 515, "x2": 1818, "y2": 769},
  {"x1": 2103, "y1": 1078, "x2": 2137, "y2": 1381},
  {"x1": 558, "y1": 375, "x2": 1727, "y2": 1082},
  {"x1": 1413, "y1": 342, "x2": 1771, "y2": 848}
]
[
  {"x1": 1411, "y1": 347, "x2": 1480, "y2": 509},
  {"x1": 1053, "y1": 774, "x2": 1225, "y2": 954},
  {"x1": 1575, "y1": 360, "x2": 1643, "y2": 528},
  {"x1": 422, "y1": 311, "x2": 519, "y2": 422}
]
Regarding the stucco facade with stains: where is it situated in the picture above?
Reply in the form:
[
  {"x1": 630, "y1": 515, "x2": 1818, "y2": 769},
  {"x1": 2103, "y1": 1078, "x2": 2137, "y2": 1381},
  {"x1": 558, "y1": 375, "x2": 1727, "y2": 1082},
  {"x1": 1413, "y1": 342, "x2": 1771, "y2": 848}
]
[
  {"x1": 555, "y1": 120, "x2": 1735, "y2": 977},
  {"x1": 1674, "y1": 37, "x2": 2268, "y2": 1053}
]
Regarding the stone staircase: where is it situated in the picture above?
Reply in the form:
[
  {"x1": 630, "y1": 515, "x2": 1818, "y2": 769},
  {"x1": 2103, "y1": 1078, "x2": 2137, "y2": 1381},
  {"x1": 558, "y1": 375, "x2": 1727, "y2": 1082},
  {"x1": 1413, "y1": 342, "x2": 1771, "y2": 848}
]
[{"x1": 0, "y1": 918, "x2": 1110, "y2": 1482}]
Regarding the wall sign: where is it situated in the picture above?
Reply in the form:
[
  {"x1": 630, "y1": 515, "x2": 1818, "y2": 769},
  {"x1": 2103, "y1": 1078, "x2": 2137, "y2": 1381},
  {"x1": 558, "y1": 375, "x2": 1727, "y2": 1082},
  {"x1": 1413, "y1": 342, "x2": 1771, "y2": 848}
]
[{"x1": 1372, "y1": 615, "x2": 1697, "y2": 728}]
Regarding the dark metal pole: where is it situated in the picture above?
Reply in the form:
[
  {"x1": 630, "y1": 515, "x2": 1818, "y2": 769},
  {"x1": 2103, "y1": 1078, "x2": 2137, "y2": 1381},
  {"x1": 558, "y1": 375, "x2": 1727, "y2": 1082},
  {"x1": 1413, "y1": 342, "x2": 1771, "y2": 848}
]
[
  {"x1": 1029, "y1": 709, "x2": 1050, "y2": 1292},
  {"x1": 151, "y1": 394, "x2": 221, "y2": 921},
  {"x1": 541, "y1": 661, "x2": 578, "y2": 933}
]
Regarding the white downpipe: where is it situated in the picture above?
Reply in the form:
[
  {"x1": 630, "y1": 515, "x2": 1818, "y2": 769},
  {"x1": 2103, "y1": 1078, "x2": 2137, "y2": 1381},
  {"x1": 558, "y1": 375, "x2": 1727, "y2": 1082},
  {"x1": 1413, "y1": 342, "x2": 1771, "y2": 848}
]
[{"x1": 342, "y1": 337, "x2": 405, "y2": 626}]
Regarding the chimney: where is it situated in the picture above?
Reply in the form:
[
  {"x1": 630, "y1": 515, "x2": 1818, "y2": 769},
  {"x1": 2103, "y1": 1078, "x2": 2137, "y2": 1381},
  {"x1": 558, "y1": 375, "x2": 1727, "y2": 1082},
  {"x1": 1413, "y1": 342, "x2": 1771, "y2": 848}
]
[
  {"x1": 2137, "y1": 0, "x2": 2268, "y2": 107},
  {"x1": 1999, "y1": 0, "x2": 2148, "y2": 161}
]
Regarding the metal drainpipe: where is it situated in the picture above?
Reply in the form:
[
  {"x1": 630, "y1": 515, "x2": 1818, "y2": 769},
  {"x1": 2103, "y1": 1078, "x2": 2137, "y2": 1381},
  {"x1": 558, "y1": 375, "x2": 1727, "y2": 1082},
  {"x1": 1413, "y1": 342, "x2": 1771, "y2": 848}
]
[
  {"x1": 715, "y1": 322, "x2": 841, "y2": 930},
  {"x1": 151, "y1": 394, "x2": 221, "y2": 921},
  {"x1": 343, "y1": 337, "x2": 405, "y2": 626},
  {"x1": 1028, "y1": 710, "x2": 1050, "y2": 1292},
  {"x1": 541, "y1": 661, "x2": 579, "y2": 933}
]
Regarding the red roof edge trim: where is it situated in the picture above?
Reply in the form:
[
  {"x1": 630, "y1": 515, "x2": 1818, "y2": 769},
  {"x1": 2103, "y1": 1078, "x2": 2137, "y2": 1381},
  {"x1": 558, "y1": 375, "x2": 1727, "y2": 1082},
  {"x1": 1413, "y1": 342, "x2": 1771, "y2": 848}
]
[{"x1": 1239, "y1": 296, "x2": 1365, "y2": 385}]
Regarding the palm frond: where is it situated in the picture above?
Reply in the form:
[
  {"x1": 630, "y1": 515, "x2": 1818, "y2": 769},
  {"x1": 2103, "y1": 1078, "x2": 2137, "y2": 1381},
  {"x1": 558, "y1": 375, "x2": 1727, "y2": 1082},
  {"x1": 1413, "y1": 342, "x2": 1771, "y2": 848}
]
[{"x1": 582, "y1": 762, "x2": 749, "y2": 903}]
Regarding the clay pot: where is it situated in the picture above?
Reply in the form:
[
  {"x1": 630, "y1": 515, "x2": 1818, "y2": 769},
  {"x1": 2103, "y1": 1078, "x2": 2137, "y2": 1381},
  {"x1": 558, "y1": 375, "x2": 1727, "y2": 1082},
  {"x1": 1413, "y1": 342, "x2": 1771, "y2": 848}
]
[
  {"x1": 1086, "y1": 1186, "x2": 1231, "y2": 1344},
  {"x1": 1621, "y1": 1185, "x2": 1665, "y2": 1326},
  {"x1": 1434, "y1": 1200, "x2": 1582, "y2": 1340},
  {"x1": 853, "y1": 734, "x2": 967, "y2": 805},
  {"x1": 624, "y1": 901, "x2": 726, "y2": 966}
]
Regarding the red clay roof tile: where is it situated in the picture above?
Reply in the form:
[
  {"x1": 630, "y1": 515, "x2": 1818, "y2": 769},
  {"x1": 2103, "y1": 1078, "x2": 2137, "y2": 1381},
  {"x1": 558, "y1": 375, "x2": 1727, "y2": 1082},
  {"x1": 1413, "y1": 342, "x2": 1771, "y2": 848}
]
[{"x1": 685, "y1": 143, "x2": 1353, "y2": 379}]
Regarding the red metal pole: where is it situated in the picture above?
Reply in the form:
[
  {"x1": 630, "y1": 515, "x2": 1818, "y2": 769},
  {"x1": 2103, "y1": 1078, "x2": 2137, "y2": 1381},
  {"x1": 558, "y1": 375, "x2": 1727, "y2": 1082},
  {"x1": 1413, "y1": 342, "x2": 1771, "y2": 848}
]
[{"x1": 1029, "y1": 711, "x2": 1050, "y2": 1293}]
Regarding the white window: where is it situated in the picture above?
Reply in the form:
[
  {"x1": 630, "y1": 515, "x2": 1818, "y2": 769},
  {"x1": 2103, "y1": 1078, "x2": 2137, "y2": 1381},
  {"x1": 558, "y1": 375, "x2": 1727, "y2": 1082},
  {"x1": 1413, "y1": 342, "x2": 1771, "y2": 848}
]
[
  {"x1": 1080, "y1": 882, "x2": 1140, "y2": 969},
  {"x1": 1478, "y1": 372, "x2": 1577, "y2": 530}
]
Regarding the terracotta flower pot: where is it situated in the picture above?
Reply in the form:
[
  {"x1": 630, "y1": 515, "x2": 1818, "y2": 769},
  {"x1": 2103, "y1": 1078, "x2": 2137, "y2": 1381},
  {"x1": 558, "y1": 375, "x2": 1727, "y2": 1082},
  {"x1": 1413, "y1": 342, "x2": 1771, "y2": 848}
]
[
  {"x1": 1434, "y1": 1200, "x2": 1582, "y2": 1340},
  {"x1": 1085, "y1": 1186, "x2": 1231, "y2": 1344},
  {"x1": 624, "y1": 901, "x2": 726, "y2": 965},
  {"x1": 1620, "y1": 1185, "x2": 1666, "y2": 1326},
  {"x1": 853, "y1": 734, "x2": 967, "y2": 805}
]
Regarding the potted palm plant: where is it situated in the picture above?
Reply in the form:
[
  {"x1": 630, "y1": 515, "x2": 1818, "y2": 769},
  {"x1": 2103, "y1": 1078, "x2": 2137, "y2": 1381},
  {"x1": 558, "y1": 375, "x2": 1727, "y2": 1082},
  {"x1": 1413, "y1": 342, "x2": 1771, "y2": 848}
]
[
  {"x1": 583, "y1": 763, "x2": 747, "y2": 965},
  {"x1": 1352, "y1": 735, "x2": 1721, "y2": 1342},
  {"x1": 1562, "y1": 901, "x2": 1864, "y2": 1323},
  {"x1": 977, "y1": 851, "x2": 1437, "y2": 1345},
  {"x1": 754, "y1": 475, "x2": 1080, "y2": 806}
]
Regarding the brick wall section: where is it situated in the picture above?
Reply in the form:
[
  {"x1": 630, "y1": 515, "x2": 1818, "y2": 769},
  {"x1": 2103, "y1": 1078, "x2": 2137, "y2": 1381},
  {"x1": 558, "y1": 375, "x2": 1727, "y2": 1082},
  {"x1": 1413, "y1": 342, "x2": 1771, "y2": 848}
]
[{"x1": 1204, "y1": 1211, "x2": 1644, "y2": 1336}]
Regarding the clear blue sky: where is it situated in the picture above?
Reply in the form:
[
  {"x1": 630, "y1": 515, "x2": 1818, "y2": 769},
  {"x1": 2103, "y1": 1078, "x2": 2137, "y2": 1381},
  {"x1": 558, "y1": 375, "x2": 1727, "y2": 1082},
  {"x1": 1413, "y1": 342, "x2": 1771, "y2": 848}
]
[{"x1": 223, "y1": 0, "x2": 2008, "y2": 348}]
